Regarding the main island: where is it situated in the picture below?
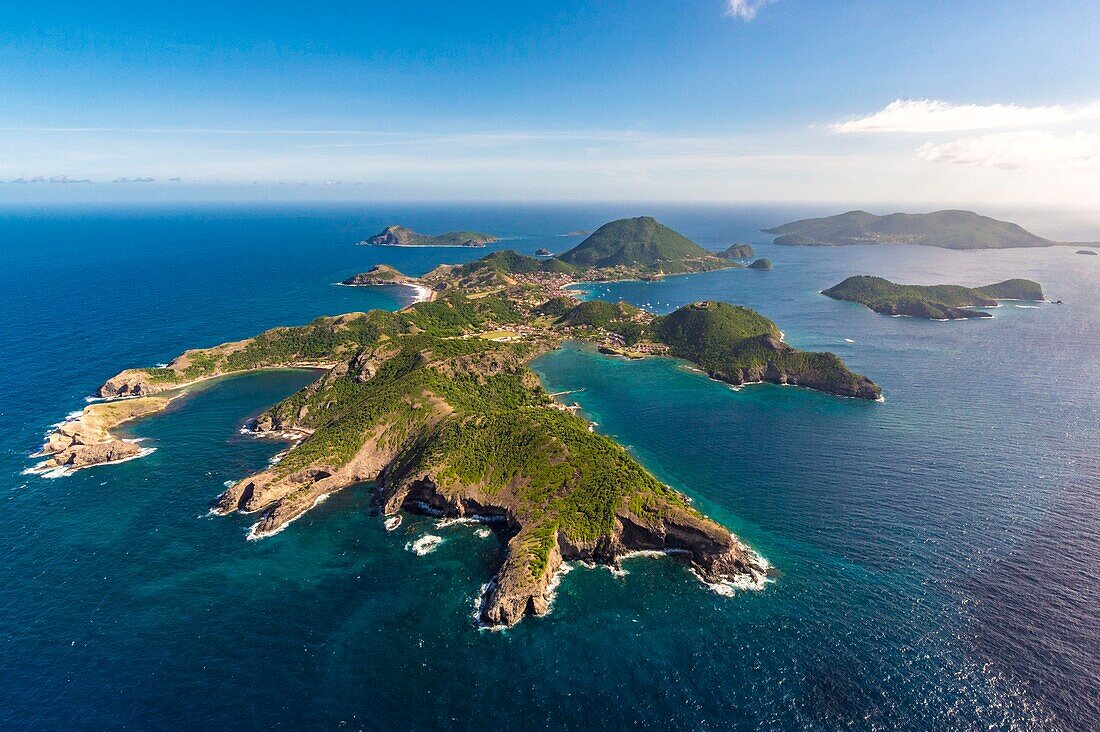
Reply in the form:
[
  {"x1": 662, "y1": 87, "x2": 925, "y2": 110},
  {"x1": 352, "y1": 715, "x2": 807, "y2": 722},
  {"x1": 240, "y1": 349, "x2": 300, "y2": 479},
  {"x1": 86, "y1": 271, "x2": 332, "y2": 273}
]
[{"x1": 36, "y1": 217, "x2": 881, "y2": 627}]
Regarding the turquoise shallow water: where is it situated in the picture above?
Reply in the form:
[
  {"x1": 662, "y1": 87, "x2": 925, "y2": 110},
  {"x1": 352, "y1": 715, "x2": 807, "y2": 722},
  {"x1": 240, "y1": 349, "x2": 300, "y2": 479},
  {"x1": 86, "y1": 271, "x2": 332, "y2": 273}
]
[{"x1": 0, "y1": 205, "x2": 1097, "y2": 729}]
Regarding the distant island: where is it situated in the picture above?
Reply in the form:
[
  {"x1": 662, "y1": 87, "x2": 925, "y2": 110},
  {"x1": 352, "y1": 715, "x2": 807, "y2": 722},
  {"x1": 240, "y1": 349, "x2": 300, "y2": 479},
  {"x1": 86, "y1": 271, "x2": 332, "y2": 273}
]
[
  {"x1": 562, "y1": 230, "x2": 591, "y2": 237},
  {"x1": 534, "y1": 248, "x2": 553, "y2": 256},
  {"x1": 37, "y1": 216, "x2": 881, "y2": 627},
  {"x1": 360, "y1": 225, "x2": 497, "y2": 248},
  {"x1": 822, "y1": 275, "x2": 1044, "y2": 319},
  {"x1": 748, "y1": 258, "x2": 773, "y2": 270},
  {"x1": 1078, "y1": 249, "x2": 1098, "y2": 256},
  {"x1": 765, "y1": 210, "x2": 1054, "y2": 250},
  {"x1": 717, "y1": 243, "x2": 756, "y2": 260}
]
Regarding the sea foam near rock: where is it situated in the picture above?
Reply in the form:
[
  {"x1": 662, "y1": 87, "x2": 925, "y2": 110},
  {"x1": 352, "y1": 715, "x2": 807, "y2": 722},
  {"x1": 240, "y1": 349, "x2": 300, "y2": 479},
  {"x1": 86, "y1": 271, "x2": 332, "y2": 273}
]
[{"x1": 406, "y1": 534, "x2": 443, "y2": 555}]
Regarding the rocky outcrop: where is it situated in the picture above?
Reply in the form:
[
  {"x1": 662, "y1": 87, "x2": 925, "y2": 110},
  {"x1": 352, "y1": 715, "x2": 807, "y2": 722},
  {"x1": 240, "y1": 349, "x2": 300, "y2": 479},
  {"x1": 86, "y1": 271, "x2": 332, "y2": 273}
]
[
  {"x1": 341, "y1": 265, "x2": 419, "y2": 286},
  {"x1": 1077, "y1": 249, "x2": 1098, "y2": 256},
  {"x1": 718, "y1": 243, "x2": 756, "y2": 260},
  {"x1": 98, "y1": 370, "x2": 164, "y2": 398},
  {"x1": 33, "y1": 396, "x2": 170, "y2": 473},
  {"x1": 748, "y1": 258, "x2": 773, "y2": 270}
]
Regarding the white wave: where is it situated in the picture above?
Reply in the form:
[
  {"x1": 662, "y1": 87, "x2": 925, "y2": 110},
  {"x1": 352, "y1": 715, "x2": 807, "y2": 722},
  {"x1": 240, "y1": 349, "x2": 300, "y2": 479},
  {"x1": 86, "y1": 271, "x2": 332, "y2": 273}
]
[
  {"x1": 844, "y1": 338, "x2": 856, "y2": 343},
  {"x1": 1015, "y1": 305, "x2": 1040, "y2": 309},
  {"x1": 406, "y1": 534, "x2": 443, "y2": 555},
  {"x1": 473, "y1": 581, "x2": 505, "y2": 631},
  {"x1": 404, "y1": 283, "x2": 434, "y2": 304},
  {"x1": 246, "y1": 492, "x2": 332, "y2": 541},
  {"x1": 408, "y1": 500, "x2": 445, "y2": 517},
  {"x1": 384, "y1": 515, "x2": 402, "y2": 531},
  {"x1": 223, "y1": 479, "x2": 237, "y2": 489},
  {"x1": 25, "y1": 446, "x2": 157, "y2": 479},
  {"x1": 435, "y1": 513, "x2": 507, "y2": 529},
  {"x1": 475, "y1": 527, "x2": 492, "y2": 539}
]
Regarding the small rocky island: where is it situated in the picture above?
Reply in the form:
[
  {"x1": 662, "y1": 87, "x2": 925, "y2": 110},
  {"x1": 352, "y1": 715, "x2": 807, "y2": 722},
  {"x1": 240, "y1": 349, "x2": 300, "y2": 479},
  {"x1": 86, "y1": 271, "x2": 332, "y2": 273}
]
[
  {"x1": 765, "y1": 210, "x2": 1055, "y2": 249},
  {"x1": 822, "y1": 275, "x2": 1044, "y2": 319},
  {"x1": 748, "y1": 258, "x2": 773, "y2": 270},
  {"x1": 717, "y1": 243, "x2": 756, "y2": 260},
  {"x1": 1077, "y1": 249, "x2": 1098, "y2": 256},
  {"x1": 39, "y1": 216, "x2": 882, "y2": 627},
  {"x1": 534, "y1": 248, "x2": 553, "y2": 256},
  {"x1": 340, "y1": 264, "x2": 419, "y2": 286},
  {"x1": 361, "y1": 225, "x2": 497, "y2": 248}
]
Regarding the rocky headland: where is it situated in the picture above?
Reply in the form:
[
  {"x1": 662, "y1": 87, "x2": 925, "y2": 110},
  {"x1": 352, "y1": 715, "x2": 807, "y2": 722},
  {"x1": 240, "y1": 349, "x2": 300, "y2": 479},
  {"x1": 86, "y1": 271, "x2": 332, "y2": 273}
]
[{"x1": 33, "y1": 397, "x2": 170, "y2": 474}]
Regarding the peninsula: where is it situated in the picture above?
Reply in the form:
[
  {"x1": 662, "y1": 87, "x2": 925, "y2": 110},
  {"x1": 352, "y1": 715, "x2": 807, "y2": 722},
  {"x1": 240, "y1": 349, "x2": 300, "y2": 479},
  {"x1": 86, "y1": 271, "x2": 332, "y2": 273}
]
[
  {"x1": 765, "y1": 210, "x2": 1054, "y2": 250},
  {"x1": 822, "y1": 275, "x2": 1044, "y2": 319},
  {"x1": 39, "y1": 216, "x2": 882, "y2": 627},
  {"x1": 360, "y1": 225, "x2": 497, "y2": 248}
]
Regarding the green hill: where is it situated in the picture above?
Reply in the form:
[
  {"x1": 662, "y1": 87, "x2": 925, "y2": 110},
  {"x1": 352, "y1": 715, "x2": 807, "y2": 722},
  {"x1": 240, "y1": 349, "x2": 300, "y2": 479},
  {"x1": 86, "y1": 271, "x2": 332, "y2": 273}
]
[
  {"x1": 557, "y1": 216, "x2": 715, "y2": 271},
  {"x1": 458, "y1": 249, "x2": 577, "y2": 276},
  {"x1": 822, "y1": 275, "x2": 1044, "y2": 319},
  {"x1": 653, "y1": 302, "x2": 880, "y2": 399},
  {"x1": 555, "y1": 300, "x2": 642, "y2": 329},
  {"x1": 764, "y1": 210, "x2": 1052, "y2": 250}
]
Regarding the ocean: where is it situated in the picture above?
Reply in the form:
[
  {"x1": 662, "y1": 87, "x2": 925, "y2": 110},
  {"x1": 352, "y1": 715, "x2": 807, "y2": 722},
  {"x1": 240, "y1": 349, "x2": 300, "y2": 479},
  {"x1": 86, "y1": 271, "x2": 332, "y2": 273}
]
[{"x1": 0, "y1": 204, "x2": 1096, "y2": 730}]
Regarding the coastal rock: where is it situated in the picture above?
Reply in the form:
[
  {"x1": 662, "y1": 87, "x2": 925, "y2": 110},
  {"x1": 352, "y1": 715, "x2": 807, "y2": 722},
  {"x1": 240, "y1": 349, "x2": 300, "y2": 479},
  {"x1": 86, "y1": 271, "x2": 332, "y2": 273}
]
[
  {"x1": 341, "y1": 264, "x2": 418, "y2": 286},
  {"x1": 35, "y1": 396, "x2": 170, "y2": 472},
  {"x1": 748, "y1": 258, "x2": 773, "y2": 270},
  {"x1": 1077, "y1": 249, "x2": 1098, "y2": 256},
  {"x1": 98, "y1": 370, "x2": 161, "y2": 398}
]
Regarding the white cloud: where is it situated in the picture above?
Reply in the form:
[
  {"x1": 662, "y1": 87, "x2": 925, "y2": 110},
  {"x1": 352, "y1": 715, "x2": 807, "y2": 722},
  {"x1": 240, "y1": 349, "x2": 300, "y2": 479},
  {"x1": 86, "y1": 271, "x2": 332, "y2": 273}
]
[
  {"x1": 726, "y1": 0, "x2": 774, "y2": 20},
  {"x1": 917, "y1": 131, "x2": 1100, "y2": 170},
  {"x1": 831, "y1": 99, "x2": 1100, "y2": 134}
]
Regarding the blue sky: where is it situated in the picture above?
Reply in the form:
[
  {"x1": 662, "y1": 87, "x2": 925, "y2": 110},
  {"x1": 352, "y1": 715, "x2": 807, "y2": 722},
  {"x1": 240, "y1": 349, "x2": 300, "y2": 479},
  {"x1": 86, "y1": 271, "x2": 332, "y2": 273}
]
[{"x1": 3, "y1": 0, "x2": 1099, "y2": 207}]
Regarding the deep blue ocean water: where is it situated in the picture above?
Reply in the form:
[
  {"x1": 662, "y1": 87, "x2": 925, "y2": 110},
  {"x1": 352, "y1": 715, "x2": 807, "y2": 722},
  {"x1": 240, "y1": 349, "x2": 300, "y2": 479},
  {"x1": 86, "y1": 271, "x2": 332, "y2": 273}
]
[{"x1": 0, "y1": 204, "x2": 1096, "y2": 730}]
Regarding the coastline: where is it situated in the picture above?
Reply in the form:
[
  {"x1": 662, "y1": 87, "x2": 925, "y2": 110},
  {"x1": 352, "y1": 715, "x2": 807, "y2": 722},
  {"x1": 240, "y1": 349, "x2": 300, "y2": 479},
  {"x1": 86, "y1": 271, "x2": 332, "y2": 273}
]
[
  {"x1": 33, "y1": 365, "x2": 331, "y2": 477},
  {"x1": 337, "y1": 280, "x2": 435, "y2": 306}
]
